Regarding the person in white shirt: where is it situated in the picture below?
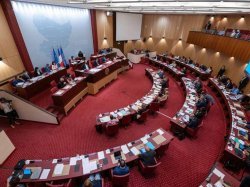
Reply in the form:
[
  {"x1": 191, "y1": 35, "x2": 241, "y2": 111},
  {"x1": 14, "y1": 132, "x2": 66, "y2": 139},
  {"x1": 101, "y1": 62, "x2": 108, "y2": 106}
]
[
  {"x1": 0, "y1": 98, "x2": 19, "y2": 128},
  {"x1": 51, "y1": 61, "x2": 58, "y2": 71}
]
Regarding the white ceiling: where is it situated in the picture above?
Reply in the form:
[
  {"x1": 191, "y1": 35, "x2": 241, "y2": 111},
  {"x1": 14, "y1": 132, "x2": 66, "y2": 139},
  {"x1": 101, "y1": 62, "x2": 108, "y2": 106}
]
[{"x1": 12, "y1": 0, "x2": 250, "y2": 14}]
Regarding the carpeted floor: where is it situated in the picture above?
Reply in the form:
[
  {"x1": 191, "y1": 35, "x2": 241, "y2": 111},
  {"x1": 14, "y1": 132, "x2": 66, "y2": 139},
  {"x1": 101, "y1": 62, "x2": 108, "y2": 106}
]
[{"x1": 0, "y1": 63, "x2": 227, "y2": 187}]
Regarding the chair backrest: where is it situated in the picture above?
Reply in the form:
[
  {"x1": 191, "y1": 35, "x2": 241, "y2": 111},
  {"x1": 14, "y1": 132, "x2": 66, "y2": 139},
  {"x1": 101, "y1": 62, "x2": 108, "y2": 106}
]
[
  {"x1": 139, "y1": 159, "x2": 161, "y2": 175},
  {"x1": 159, "y1": 98, "x2": 167, "y2": 106},
  {"x1": 50, "y1": 87, "x2": 58, "y2": 94},
  {"x1": 60, "y1": 61, "x2": 65, "y2": 67},
  {"x1": 50, "y1": 80, "x2": 57, "y2": 87},
  {"x1": 139, "y1": 109, "x2": 149, "y2": 122},
  {"x1": 111, "y1": 170, "x2": 130, "y2": 185},
  {"x1": 106, "y1": 123, "x2": 119, "y2": 136},
  {"x1": 156, "y1": 143, "x2": 169, "y2": 157},
  {"x1": 41, "y1": 67, "x2": 46, "y2": 73},
  {"x1": 46, "y1": 179, "x2": 72, "y2": 187},
  {"x1": 120, "y1": 114, "x2": 132, "y2": 126},
  {"x1": 149, "y1": 102, "x2": 160, "y2": 112}
]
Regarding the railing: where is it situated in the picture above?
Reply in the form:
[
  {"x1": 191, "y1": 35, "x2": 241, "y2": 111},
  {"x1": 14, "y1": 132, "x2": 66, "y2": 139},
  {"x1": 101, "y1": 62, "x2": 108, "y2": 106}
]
[
  {"x1": 0, "y1": 89, "x2": 59, "y2": 125},
  {"x1": 187, "y1": 31, "x2": 250, "y2": 62}
]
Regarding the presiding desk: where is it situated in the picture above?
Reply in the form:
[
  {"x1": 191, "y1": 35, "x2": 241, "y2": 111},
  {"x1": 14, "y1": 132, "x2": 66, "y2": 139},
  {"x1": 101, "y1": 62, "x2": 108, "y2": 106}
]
[
  {"x1": 75, "y1": 58, "x2": 129, "y2": 95},
  {"x1": 11, "y1": 128, "x2": 173, "y2": 185},
  {"x1": 170, "y1": 77, "x2": 198, "y2": 133},
  {"x1": 147, "y1": 57, "x2": 185, "y2": 80},
  {"x1": 208, "y1": 78, "x2": 248, "y2": 168},
  {"x1": 127, "y1": 51, "x2": 156, "y2": 64},
  {"x1": 157, "y1": 55, "x2": 211, "y2": 80},
  {"x1": 52, "y1": 77, "x2": 88, "y2": 115},
  {"x1": 96, "y1": 68, "x2": 164, "y2": 131},
  {"x1": 16, "y1": 68, "x2": 67, "y2": 99}
]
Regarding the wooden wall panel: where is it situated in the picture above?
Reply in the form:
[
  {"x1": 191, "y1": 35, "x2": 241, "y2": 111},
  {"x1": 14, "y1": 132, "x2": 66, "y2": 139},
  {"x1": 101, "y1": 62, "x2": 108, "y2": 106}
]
[{"x1": 0, "y1": 4, "x2": 24, "y2": 83}]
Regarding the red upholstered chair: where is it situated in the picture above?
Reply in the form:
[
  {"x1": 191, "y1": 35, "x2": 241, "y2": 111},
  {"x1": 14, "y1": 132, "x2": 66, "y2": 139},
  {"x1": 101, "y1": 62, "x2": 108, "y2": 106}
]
[
  {"x1": 45, "y1": 179, "x2": 73, "y2": 187},
  {"x1": 186, "y1": 124, "x2": 203, "y2": 139},
  {"x1": 138, "y1": 158, "x2": 161, "y2": 176},
  {"x1": 148, "y1": 102, "x2": 160, "y2": 114},
  {"x1": 156, "y1": 143, "x2": 169, "y2": 158},
  {"x1": 41, "y1": 67, "x2": 46, "y2": 73},
  {"x1": 159, "y1": 98, "x2": 167, "y2": 107},
  {"x1": 120, "y1": 114, "x2": 132, "y2": 127},
  {"x1": 50, "y1": 80, "x2": 57, "y2": 87},
  {"x1": 50, "y1": 87, "x2": 58, "y2": 94},
  {"x1": 60, "y1": 61, "x2": 65, "y2": 67},
  {"x1": 137, "y1": 109, "x2": 149, "y2": 124},
  {"x1": 111, "y1": 169, "x2": 130, "y2": 186},
  {"x1": 105, "y1": 123, "x2": 119, "y2": 136}
]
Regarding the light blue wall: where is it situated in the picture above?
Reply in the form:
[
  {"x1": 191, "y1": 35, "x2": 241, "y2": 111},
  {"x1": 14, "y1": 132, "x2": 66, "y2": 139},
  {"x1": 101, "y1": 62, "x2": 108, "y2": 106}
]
[{"x1": 12, "y1": 1, "x2": 94, "y2": 68}]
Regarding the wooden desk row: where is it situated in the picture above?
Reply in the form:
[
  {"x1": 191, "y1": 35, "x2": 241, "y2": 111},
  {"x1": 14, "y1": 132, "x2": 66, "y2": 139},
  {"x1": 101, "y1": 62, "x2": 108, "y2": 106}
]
[
  {"x1": 170, "y1": 77, "x2": 199, "y2": 133},
  {"x1": 96, "y1": 68, "x2": 164, "y2": 131},
  {"x1": 11, "y1": 128, "x2": 174, "y2": 185},
  {"x1": 90, "y1": 51, "x2": 117, "y2": 61},
  {"x1": 52, "y1": 77, "x2": 88, "y2": 115},
  {"x1": 157, "y1": 55, "x2": 211, "y2": 80},
  {"x1": 147, "y1": 57, "x2": 185, "y2": 80},
  {"x1": 75, "y1": 58, "x2": 129, "y2": 95},
  {"x1": 208, "y1": 78, "x2": 249, "y2": 168},
  {"x1": 16, "y1": 68, "x2": 67, "y2": 99}
]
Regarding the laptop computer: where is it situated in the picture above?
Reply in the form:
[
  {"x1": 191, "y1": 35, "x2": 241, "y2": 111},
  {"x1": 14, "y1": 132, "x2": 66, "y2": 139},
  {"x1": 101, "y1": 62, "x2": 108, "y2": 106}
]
[{"x1": 114, "y1": 151, "x2": 121, "y2": 160}]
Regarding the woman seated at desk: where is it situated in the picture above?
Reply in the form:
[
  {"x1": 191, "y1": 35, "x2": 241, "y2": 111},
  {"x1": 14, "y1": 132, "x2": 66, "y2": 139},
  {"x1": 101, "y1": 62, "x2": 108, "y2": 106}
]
[
  {"x1": 51, "y1": 61, "x2": 58, "y2": 71},
  {"x1": 57, "y1": 77, "x2": 67, "y2": 89},
  {"x1": 65, "y1": 74, "x2": 75, "y2": 85}
]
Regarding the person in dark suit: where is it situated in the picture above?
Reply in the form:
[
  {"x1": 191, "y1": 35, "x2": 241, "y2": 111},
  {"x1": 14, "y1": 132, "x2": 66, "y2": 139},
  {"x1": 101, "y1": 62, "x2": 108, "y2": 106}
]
[
  {"x1": 240, "y1": 176, "x2": 250, "y2": 187},
  {"x1": 194, "y1": 77, "x2": 203, "y2": 92},
  {"x1": 12, "y1": 76, "x2": 25, "y2": 87},
  {"x1": 21, "y1": 71, "x2": 30, "y2": 81},
  {"x1": 44, "y1": 64, "x2": 51, "y2": 73},
  {"x1": 82, "y1": 62, "x2": 90, "y2": 71},
  {"x1": 113, "y1": 159, "x2": 129, "y2": 176},
  {"x1": 34, "y1": 67, "x2": 42, "y2": 77},
  {"x1": 93, "y1": 59, "x2": 99, "y2": 67},
  {"x1": 101, "y1": 57, "x2": 106, "y2": 63},
  {"x1": 196, "y1": 96, "x2": 208, "y2": 109},
  {"x1": 161, "y1": 78, "x2": 169, "y2": 89},
  {"x1": 239, "y1": 76, "x2": 249, "y2": 91},
  {"x1": 225, "y1": 79, "x2": 233, "y2": 89},
  {"x1": 78, "y1": 51, "x2": 84, "y2": 58},
  {"x1": 186, "y1": 115, "x2": 199, "y2": 129},
  {"x1": 205, "y1": 20, "x2": 211, "y2": 31},
  {"x1": 139, "y1": 146, "x2": 156, "y2": 166},
  {"x1": 217, "y1": 65, "x2": 226, "y2": 78},
  {"x1": 57, "y1": 77, "x2": 67, "y2": 89}
]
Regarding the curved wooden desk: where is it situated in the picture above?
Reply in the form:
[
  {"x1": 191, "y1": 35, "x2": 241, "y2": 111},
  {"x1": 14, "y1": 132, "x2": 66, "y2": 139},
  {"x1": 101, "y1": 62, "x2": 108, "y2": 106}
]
[
  {"x1": 96, "y1": 68, "x2": 165, "y2": 131},
  {"x1": 208, "y1": 78, "x2": 248, "y2": 168},
  {"x1": 148, "y1": 57, "x2": 185, "y2": 80},
  {"x1": 170, "y1": 77, "x2": 199, "y2": 133},
  {"x1": 11, "y1": 128, "x2": 173, "y2": 185},
  {"x1": 157, "y1": 55, "x2": 211, "y2": 80}
]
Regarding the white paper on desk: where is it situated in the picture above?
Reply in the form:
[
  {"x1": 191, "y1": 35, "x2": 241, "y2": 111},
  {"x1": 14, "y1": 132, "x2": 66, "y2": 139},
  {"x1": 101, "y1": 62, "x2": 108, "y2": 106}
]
[
  {"x1": 89, "y1": 161, "x2": 97, "y2": 171},
  {"x1": 141, "y1": 136, "x2": 148, "y2": 144},
  {"x1": 127, "y1": 143, "x2": 132, "y2": 147},
  {"x1": 213, "y1": 168, "x2": 225, "y2": 179},
  {"x1": 130, "y1": 147, "x2": 140, "y2": 156},
  {"x1": 40, "y1": 169, "x2": 50, "y2": 179},
  {"x1": 121, "y1": 145, "x2": 130, "y2": 154},
  {"x1": 82, "y1": 158, "x2": 90, "y2": 174},
  {"x1": 214, "y1": 180, "x2": 224, "y2": 187},
  {"x1": 98, "y1": 151, "x2": 105, "y2": 160},
  {"x1": 69, "y1": 157, "x2": 77, "y2": 166},
  {"x1": 157, "y1": 129, "x2": 164, "y2": 135},
  {"x1": 106, "y1": 149, "x2": 111, "y2": 154},
  {"x1": 54, "y1": 90, "x2": 64, "y2": 95},
  {"x1": 54, "y1": 163, "x2": 64, "y2": 175},
  {"x1": 52, "y1": 159, "x2": 57, "y2": 164}
]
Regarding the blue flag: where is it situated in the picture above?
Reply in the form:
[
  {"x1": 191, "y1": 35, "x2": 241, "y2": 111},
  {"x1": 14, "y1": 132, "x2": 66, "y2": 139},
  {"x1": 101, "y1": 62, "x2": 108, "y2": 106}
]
[{"x1": 52, "y1": 48, "x2": 59, "y2": 66}]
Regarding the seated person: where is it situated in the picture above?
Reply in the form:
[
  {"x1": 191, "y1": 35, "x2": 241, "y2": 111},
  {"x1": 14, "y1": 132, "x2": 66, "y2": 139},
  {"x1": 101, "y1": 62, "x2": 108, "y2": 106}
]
[
  {"x1": 157, "y1": 92, "x2": 168, "y2": 102},
  {"x1": 157, "y1": 70, "x2": 164, "y2": 79},
  {"x1": 225, "y1": 79, "x2": 233, "y2": 89},
  {"x1": 34, "y1": 67, "x2": 42, "y2": 77},
  {"x1": 78, "y1": 50, "x2": 84, "y2": 58},
  {"x1": 193, "y1": 77, "x2": 203, "y2": 91},
  {"x1": 83, "y1": 173, "x2": 102, "y2": 187},
  {"x1": 0, "y1": 98, "x2": 19, "y2": 128},
  {"x1": 21, "y1": 71, "x2": 30, "y2": 81},
  {"x1": 185, "y1": 115, "x2": 199, "y2": 129},
  {"x1": 187, "y1": 57, "x2": 193, "y2": 64},
  {"x1": 65, "y1": 74, "x2": 75, "y2": 84},
  {"x1": 230, "y1": 29, "x2": 236, "y2": 37},
  {"x1": 235, "y1": 29, "x2": 241, "y2": 39},
  {"x1": 44, "y1": 64, "x2": 51, "y2": 73},
  {"x1": 82, "y1": 61, "x2": 90, "y2": 71},
  {"x1": 218, "y1": 75, "x2": 229, "y2": 85},
  {"x1": 231, "y1": 85, "x2": 240, "y2": 95},
  {"x1": 181, "y1": 67, "x2": 187, "y2": 75},
  {"x1": 93, "y1": 59, "x2": 99, "y2": 67},
  {"x1": 202, "y1": 92, "x2": 215, "y2": 105},
  {"x1": 113, "y1": 159, "x2": 129, "y2": 176},
  {"x1": 200, "y1": 64, "x2": 207, "y2": 71},
  {"x1": 12, "y1": 76, "x2": 25, "y2": 87},
  {"x1": 51, "y1": 61, "x2": 58, "y2": 71},
  {"x1": 161, "y1": 78, "x2": 169, "y2": 89},
  {"x1": 205, "y1": 66, "x2": 212, "y2": 73},
  {"x1": 139, "y1": 145, "x2": 156, "y2": 166},
  {"x1": 194, "y1": 108, "x2": 206, "y2": 119},
  {"x1": 101, "y1": 57, "x2": 106, "y2": 63},
  {"x1": 171, "y1": 62, "x2": 177, "y2": 67},
  {"x1": 57, "y1": 77, "x2": 67, "y2": 89},
  {"x1": 196, "y1": 96, "x2": 208, "y2": 109},
  {"x1": 136, "y1": 105, "x2": 147, "y2": 119},
  {"x1": 240, "y1": 176, "x2": 250, "y2": 187}
]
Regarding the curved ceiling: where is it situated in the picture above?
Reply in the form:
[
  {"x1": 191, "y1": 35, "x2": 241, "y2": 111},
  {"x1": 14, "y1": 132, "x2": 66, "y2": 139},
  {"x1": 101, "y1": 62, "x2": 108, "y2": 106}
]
[{"x1": 13, "y1": 0, "x2": 250, "y2": 14}]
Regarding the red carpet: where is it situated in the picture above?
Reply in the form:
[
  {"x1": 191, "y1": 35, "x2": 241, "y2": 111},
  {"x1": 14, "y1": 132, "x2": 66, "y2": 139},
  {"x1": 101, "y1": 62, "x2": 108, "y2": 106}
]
[{"x1": 0, "y1": 64, "x2": 227, "y2": 187}]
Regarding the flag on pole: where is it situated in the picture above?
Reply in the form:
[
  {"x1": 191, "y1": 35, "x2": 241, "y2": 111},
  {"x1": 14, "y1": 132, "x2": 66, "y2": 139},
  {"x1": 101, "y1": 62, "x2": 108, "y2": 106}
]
[
  {"x1": 52, "y1": 48, "x2": 59, "y2": 67},
  {"x1": 58, "y1": 48, "x2": 63, "y2": 67},
  {"x1": 60, "y1": 46, "x2": 68, "y2": 67}
]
